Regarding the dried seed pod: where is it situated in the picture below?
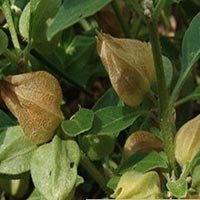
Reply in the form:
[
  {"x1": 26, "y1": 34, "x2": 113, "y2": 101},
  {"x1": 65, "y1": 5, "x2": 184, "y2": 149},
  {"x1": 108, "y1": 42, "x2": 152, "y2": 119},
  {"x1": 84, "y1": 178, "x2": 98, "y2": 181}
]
[
  {"x1": 111, "y1": 170, "x2": 162, "y2": 199},
  {"x1": 97, "y1": 33, "x2": 155, "y2": 106},
  {"x1": 0, "y1": 71, "x2": 64, "y2": 144},
  {"x1": 175, "y1": 115, "x2": 200, "y2": 167},
  {"x1": 123, "y1": 130, "x2": 164, "y2": 160}
]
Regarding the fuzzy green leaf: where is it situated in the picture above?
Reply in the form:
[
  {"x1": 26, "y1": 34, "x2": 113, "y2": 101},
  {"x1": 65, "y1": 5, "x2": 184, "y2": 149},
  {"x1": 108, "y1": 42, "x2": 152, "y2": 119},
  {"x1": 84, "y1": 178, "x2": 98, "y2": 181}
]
[
  {"x1": 79, "y1": 134, "x2": 115, "y2": 161},
  {"x1": 79, "y1": 106, "x2": 142, "y2": 160},
  {"x1": 167, "y1": 178, "x2": 187, "y2": 198},
  {"x1": 27, "y1": 189, "x2": 46, "y2": 200},
  {"x1": 62, "y1": 108, "x2": 94, "y2": 137},
  {"x1": 87, "y1": 106, "x2": 141, "y2": 135},
  {"x1": 0, "y1": 126, "x2": 37, "y2": 176},
  {"x1": 31, "y1": 136, "x2": 81, "y2": 200},
  {"x1": 134, "y1": 152, "x2": 168, "y2": 173}
]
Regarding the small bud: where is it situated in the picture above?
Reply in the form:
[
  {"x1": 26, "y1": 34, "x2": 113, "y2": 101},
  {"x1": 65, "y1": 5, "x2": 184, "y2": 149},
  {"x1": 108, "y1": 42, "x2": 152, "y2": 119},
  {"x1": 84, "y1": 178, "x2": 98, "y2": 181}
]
[
  {"x1": 97, "y1": 33, "x2": 155, "y2": 106},
  {"x1": 111, "y1": 170, "x2": 162, "y2": 199},
  {"x1": 122, "y1": 131, "x2": 164, "y2": 160},
  {"x1": 175, "y1": 115, "x2": 200, "y2": 167}
]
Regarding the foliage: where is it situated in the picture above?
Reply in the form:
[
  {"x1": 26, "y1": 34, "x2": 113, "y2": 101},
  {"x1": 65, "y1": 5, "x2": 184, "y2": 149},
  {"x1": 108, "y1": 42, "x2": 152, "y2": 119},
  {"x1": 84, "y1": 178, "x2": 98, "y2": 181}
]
[{"x1": 0, "y1": 0, "x2": 200, "y2": 199}]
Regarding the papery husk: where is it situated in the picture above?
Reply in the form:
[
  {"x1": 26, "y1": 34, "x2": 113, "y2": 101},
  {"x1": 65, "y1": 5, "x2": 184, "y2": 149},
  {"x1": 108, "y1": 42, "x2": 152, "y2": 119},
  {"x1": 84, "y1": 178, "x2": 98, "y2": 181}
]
[
  {"x1": 122, "y1": 130, "x2": 164, "y2": 160},
  {"x1": 111, "y1": 170, "x2": 163, "y2": 199},
  {"x1": 0, "y1": 71, "x2": 64, "y2": 144},
  {"x1": 97, "y1": 33, "x2": 155, "y2": 106},
  {"x1": 175, "y1": 115, "x2": 200, "y2": 167}
]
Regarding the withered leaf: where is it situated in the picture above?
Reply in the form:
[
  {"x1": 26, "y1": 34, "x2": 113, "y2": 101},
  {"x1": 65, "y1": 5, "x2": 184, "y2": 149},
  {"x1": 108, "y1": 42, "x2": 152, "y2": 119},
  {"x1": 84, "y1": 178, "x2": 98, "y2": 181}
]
[{"x1": 0, "y1": 71, "x2": 64, "y2": 144}]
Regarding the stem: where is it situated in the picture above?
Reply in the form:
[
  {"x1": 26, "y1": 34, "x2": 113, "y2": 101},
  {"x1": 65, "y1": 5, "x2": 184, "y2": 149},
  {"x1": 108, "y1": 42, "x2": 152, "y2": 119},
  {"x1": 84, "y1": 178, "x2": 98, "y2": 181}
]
[
  {"x1": 80, "y1": 153, "x2": 112, "y2": 196},
  {"x1": 1, "y1": 0, "x2": 20, "y2": 49},
  {"x1": 132, "y1": 16, "x2": 143, "y2": 38},
  {"x1": 175, "y1": 94, "x2": 199, "y2": 107},
  {"x1": 3, "y1": 49, "x2": 19, "y2": 65},
  {"x1": 79, "y1": 19, "x2": 91, "y2": 31},
  {"x1": 161, "y1": 10, "x2": 171, "y2": 29},
  {"x1": 111, "y1": 0, "x2": 131, "y2": 38},
  {"x1": 129, "y1": 0, "x2": 144, "y2": 17},
  {"x1": 153, "y1": 0, "x2": 166, "y2": 19},
  {"x1": 147, "y1": 17, "x2": 175, "y2": 173},
  {"x1": 170, "y1": 62, "x2": 194, "y2": 106}
]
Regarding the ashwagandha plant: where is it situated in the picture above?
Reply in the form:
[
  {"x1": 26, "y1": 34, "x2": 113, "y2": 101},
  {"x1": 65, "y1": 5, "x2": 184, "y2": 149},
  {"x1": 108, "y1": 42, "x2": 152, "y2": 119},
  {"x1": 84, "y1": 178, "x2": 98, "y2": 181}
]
[{"x1": 0, "y1": 0, "x2": 200, "y2": 199}]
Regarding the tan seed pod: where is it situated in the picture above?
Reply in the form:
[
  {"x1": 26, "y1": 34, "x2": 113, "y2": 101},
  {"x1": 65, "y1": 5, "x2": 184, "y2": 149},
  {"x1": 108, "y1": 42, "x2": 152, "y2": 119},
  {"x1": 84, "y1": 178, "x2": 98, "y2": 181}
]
[
  {"x1": 111, "y1": 170, "x2": 163, "y2": 199},
  {"x1": 0, "y1": 71, "x2": 64, "y2": 144},
  {"x1": 97, "y1": 33, "x2": 155, "y2": 106},
  {"x1": 175, "y1": 115, "x2": 200, "y2": 167},
  {"x1": 123, "y1": 130, "x2": 164, "y2": 160}
]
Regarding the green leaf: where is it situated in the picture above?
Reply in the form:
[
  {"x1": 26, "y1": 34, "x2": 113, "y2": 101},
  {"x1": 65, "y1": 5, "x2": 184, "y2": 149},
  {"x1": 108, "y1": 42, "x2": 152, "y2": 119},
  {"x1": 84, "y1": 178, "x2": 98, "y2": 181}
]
[
  {"x1": 192, "y1": 164, "x2": 200, "y2": 192},
  {"x1": 0, "y1": 109, "x2": 15, "y2": 130},
  {"x1": 182, "y1": 12, "x2": 200, "y2": 71},
  {"x1": 115, "y1": 152, "x2": 147, "y2": 175},
  {"x1": 78, "y1": 134, "x2": 115, "y2": 160},
  {"x1": 163, "y1": 56, "x2": 173, "y2": 87},
  {"x1": 31, "y1": 136, "x2": 81, "y2": 200},
  {"x1": 27, "y1": 189, "x2": 46, "y2": 200},
  {"x1": 0, "y1": 29, "x2": 8, "y2": 55},
  {"x1": 167, "y1": 178, "x2": 187, "y2": 198},
  {"x1": 64, "y1": 35, "x2": 99, "y2": 86},
  {"x1": 79, "y1": 106, "x2": 142, "y2": 160},
  {"x1": 47, "y1": 0, "x2": 112, "y2": 40},
  {"x1": 30, "y1": 0, "x2": 62, "y2": 54},
  {"x1": 107, "y1": 175, "x2": 120, "y2": 190},
  {"x1": 19, "y1": 2, "x2": 30, "y2": 39},
  {"x1": 92, "y1": 88, "x2": 120, "y2": 111},
  {"x1": 87, "y1": 106, "x2": 142, "y2": 135},
  {"x1": 62, "y1": 108, "x2": 94, "y2": 137},
  {"x1": 134, "y1": 151, "x2": 168, "y2": 173},
  {"x1": 0, "y1": 126, "x2": 37, "y2": 176}
]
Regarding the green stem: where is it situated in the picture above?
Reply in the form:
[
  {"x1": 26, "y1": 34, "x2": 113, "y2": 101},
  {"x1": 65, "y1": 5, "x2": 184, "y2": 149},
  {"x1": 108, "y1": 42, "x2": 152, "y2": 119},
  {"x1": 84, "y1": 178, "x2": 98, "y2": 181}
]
[
  {"x1": 80, "y1": 153, "x2": 112, "y2": 196},
  {"x1": 111, "y1": 0, "x2": 131, "y2": 38},
  {"x1": 79, "y1": 19, "x2": 91, "y2": 31},
  {"x1": 132, "y1": 16, "x2": 143, "y2": 38},
  {"x1": 1, "y1": 0, "x2": 20, "y2": 49},
  {"x1": 160, "y1": 10, "x2": 170, "y2": 29},
  {"x1": 175, "y1": 94, "x2": 199, "y2": 107},
  {"x1": 170, "y1": 65, "x2": 193, "y2": 106},
  {"x1": 129, "y1": 0, "x2": 144, "y2": 17},
  {"x1": 147, "y1": 17, "x2": 175, "y2": 173},
  {"x1": 3, "y1": 49, "x2": 19, "y2": 65},
  {"x1": 153, "y1": 0, "x2": 166, "y2": 19}
]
